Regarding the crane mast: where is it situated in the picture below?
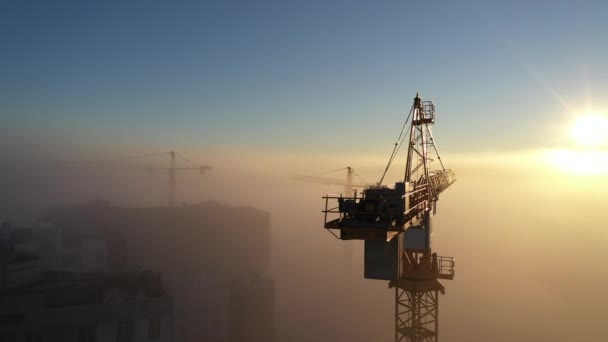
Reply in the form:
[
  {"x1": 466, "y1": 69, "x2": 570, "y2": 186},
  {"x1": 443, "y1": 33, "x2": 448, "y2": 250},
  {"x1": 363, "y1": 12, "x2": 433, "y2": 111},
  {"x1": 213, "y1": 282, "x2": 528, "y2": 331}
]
[
  {"x1": 345, "y1": 166, "x2": 354, "y2": 197},
  {"x1": 393, "y1": 94, "x2": 455, "y2": 342},
  {"x1": 321, "y1": 93, "x2": 456, "y2": 342}
]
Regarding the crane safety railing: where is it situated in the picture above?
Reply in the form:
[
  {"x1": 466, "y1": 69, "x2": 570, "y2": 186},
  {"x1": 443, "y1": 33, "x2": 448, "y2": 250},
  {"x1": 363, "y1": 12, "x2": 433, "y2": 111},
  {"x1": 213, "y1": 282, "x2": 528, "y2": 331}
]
[
  {"x1": 403, "y1": 169, "x2": 455, "y2": 224},
  {"x1": 428, "y1": 169, "x2": 456, "y2": 198},
  {"x1": 416, "y1": 169, "x2": 456, "y2": 199},
  {"x1": 404, "y1": 254, "x2": 455, "y2": 280},
  {"x1": 437, "y1": 256, "x2": 455, "y2": 279},
  {"x1": 322, "y1": 193, "x2": 357, "y2": 228}
]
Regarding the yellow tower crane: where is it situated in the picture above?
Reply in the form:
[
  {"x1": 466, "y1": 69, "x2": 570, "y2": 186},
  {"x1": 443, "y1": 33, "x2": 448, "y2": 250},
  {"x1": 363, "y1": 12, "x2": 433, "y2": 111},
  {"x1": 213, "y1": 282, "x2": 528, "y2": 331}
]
[{"x1": 320, "y1": 93, "x2": 456, "y2": 341}]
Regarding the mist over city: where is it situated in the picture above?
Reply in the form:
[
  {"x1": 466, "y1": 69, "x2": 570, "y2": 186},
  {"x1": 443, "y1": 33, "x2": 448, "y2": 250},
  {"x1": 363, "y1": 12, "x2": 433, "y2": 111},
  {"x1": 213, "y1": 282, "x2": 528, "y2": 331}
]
[{"x1": 2, "y1": 1, "x2": 608, "y2": 342}]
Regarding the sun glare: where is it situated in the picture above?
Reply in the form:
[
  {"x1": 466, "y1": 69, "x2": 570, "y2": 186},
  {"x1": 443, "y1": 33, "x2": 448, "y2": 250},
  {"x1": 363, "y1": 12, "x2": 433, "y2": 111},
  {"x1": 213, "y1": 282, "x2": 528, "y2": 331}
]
[
  {"x1": 544, "y1": 149, "x2": 608, "y2": 175},
  {"x1": 543, "y1": 114, "x2": 608, "y2": 175},
  {"x1": 570, "y1": 114, "x2": 608, "y2": 148}
]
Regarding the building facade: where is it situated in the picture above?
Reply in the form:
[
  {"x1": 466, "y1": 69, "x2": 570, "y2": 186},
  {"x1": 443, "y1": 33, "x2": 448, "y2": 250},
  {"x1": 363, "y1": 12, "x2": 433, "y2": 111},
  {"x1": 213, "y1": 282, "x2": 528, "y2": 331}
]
[{"x1": 0, "y1": 272, "x2": 173, "y2": 342}]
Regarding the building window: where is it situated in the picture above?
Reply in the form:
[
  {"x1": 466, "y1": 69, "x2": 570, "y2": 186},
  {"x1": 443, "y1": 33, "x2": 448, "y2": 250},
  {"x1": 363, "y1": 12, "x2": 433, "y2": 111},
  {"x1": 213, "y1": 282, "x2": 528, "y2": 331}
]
[
  {"x1": 149, "y1": 318, "x2": 161, "y2": 339},
  {"x1": 78, "y1": 327, "x2": 96, "y2": 342},
  {"x1": 116, "y1": 321, "x2": 134, "y2": 342}
]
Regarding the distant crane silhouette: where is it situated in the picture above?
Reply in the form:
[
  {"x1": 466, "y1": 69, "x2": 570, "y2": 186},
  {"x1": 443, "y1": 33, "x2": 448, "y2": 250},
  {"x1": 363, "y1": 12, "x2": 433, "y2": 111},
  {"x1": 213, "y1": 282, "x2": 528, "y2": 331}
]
[
  {"x1": 145, "y1": 151, "x2": 212, "y2": 207},
  {"x1": 76, "y1": 150, "x2": 212, "y2": 207},
  {"x1": 51, "y1": 150, "x2": 211, "y2": 207},
  {"x1": 291, "y1": 166, "x2": 370, "y2": 197}
]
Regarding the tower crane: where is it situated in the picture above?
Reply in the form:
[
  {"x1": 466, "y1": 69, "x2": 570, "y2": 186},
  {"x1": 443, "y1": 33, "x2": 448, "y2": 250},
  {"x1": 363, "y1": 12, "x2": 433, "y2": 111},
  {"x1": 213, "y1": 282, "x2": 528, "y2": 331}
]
[
  {"x1": 60, "y1": 150, "x2": 211, "y2": 207},
  {"x1": 145, "y1": 151, "x2": 212, "y2": 207},
  {"x1": 321, "y1": 93, "x2": 456, "y2": 341}
]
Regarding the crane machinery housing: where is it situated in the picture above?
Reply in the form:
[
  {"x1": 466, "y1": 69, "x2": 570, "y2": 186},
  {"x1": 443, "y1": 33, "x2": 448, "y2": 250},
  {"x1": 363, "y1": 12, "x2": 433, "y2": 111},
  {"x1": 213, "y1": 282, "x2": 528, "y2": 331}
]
[{"x1": 320, "y1": 93, "x2": 456, "y2": 342}]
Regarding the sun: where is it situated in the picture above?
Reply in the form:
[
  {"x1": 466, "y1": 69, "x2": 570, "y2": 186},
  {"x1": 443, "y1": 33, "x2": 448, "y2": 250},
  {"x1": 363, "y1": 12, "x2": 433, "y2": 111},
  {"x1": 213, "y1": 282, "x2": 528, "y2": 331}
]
[
  {"x1": 543, "y1": 113, "x2": 608, "y2": 175},
  {"x1": 569, "y1": 114, "x2": 608, "y2": 148}
]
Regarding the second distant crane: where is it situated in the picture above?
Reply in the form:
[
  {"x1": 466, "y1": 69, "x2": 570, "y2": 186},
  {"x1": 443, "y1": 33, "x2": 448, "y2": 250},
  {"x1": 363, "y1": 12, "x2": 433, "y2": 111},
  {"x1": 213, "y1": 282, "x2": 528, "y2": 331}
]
[
  {"x1": 291, "y1": 166, "x2": 370, "y2": 198},
  {"x1": 291, "y1": 166, "x2": 371, "y2": 277}
]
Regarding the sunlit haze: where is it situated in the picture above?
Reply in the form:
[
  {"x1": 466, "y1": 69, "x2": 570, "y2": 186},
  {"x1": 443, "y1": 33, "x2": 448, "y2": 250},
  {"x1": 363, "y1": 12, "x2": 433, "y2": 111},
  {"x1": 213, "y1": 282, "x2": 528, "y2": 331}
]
[
  {"x1": 1, "y1": 1, "x2": 608, "y2": 342},
  {"x1": 570, "y1": 114, "x2": 608, "y2": 148}
]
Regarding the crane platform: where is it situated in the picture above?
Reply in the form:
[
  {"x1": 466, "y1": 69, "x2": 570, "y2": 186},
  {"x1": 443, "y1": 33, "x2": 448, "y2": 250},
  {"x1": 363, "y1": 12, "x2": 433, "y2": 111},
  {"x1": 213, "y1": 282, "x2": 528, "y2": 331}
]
[
  {"x1": 322, "y1": 169, "x2": 455, "y2": 241},
  {"x1": 322, "y1": 182, "x2": 406, "y2": 241}
]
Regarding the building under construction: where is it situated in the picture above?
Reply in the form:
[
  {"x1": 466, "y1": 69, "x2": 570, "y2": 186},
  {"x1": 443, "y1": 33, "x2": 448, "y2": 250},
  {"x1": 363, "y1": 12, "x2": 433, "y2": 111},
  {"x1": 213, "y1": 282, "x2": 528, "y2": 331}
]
[{"x1": 42, "y1": 200, "x2": 275, "y2": 342}]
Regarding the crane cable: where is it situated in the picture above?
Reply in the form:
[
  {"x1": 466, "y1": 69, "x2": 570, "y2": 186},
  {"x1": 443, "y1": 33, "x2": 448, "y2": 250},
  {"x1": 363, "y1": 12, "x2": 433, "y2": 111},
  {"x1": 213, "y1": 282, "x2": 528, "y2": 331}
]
[
  {"x1": 303, "y1": 167, "x2": 368, "y2": 186},
  {"x1": 174, "y1": 152, "x2": 198, "y2": 165},
  {"x1": 313, "y1": 167, "x2": 350, "y2": 176},
  {"x1": 378, "y1": 103, "x2": 414, "y2": 185},
  {"x1": 77, "y1": 151, "x2": 173, "y2": 165},
  {"x1": 352, "y1": 170, "x2": 369, "y2": 185}
]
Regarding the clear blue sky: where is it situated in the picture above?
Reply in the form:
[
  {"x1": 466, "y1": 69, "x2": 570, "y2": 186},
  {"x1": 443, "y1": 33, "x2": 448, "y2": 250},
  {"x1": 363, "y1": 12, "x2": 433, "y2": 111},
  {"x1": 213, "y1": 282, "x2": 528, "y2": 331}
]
[{"x1": 2, "y1": 0, "x2": 607, "y2": 159}]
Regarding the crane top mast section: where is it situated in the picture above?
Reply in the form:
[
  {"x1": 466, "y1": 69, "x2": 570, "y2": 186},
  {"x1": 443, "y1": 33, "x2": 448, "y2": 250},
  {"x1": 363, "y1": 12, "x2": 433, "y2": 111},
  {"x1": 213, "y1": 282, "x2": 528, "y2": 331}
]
[
  {"x1": 322, "y1": 93, "x2": 455, "y2": 241},
  {"x1": 403, "y1": 94, "x2": 455, "y2": 224}
]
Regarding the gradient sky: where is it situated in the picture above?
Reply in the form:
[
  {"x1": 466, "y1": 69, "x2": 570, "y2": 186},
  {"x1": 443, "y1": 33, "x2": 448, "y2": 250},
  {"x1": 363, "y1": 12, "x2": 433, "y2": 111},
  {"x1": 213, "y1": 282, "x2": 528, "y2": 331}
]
[
  {"x1": 2, "y1": 1, "x2": 608, "y2": 160},
  {"x1": 3, "y1": 5, "x2": 608, "y2": 340}
]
